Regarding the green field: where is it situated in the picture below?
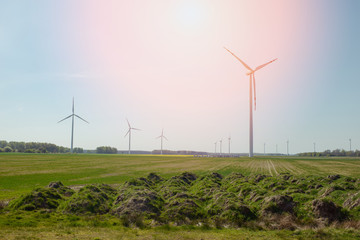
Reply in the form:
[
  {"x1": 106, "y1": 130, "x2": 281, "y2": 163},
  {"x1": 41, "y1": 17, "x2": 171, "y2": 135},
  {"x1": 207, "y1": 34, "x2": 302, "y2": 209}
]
[
  {"x1": 1, "y1": 153, "x2": 360, "y2": 239},
  {"x1": 1, "y1": 153, "x2": 360, "y2": 201}
]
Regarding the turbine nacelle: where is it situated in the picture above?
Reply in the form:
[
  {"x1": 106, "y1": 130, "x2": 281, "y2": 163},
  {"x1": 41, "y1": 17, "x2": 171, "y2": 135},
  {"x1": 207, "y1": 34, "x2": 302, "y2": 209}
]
[{"x1": 246, "y1": 71, "x2": 254, "y2": 76}]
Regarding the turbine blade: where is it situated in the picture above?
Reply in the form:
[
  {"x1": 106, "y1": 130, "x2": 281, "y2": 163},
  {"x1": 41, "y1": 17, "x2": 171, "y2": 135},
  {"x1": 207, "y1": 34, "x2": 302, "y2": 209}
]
[
  {"x1": 132, "y1": 128, "x2": 141, "y2": 131},
  {"x1": 75, "y1": 114, "x2": 89, "y2": 123},
  {"x1": 224, "y1": 47, "x2": 253, "y2": 71},
  {"x1": 124, "y1": 129, "x2": 130, "y2": 137},
  {"x1": 72, "y1": 97, "x2": 74, "y2": 114},
  {"x1": 253, "y1": 74, "x2": 257, "y2": 111},
  {"x1": 163, "y1": 136, "x2": 168, "y2": 141},
  {"x1": 57, "y1": 114, "x2": 72, "y2": 123},
  {"x1": 126, "y1": 118, "x2": 131, "y2": 128},
  {"x1": 254, "y1": 58, "x2": 277, "y2": 72}
]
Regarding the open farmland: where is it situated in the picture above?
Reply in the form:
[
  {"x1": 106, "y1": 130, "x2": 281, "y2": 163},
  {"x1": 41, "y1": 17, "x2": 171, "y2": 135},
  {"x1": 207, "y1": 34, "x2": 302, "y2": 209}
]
[
  {"x1": 1, "y1": 153, "x2": 360, "y2": 239},
  {"x1": 1, "y1": 153, "x2": 360, "y2": 201}
]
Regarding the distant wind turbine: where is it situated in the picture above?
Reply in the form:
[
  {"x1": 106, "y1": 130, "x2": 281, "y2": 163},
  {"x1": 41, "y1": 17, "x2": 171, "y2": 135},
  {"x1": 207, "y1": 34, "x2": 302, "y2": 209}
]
[
  {"x1": 349, "y1": 138, "x2": 352, "y2": 151},
  {"x1": 225, "y1": 47, "x2": 277, "y2": 157},
  {"x1": 264, "y1": 143, "x2": 266, "y2": 155},
  {"x1": 228, "y1": 135, "x2": 231, "y2": 154},
  {"x1": 124, "y1": 119, "x2": 141, "y2": 154},
  {"x1": 58, "y1": 97, "x2": 89, "y2": 153},
  {"x1": 219, "y1": 139, "x2": 223, "y2": 154},
  {"x1": 286, "y1": 140, "x2": 289, "y2": 156},
  {"x1": 156, "y1": 129, "x2": 168, "y2": 155},
  {"x1": 214, "y1": 141, "x2": 217, "y2": 154}
]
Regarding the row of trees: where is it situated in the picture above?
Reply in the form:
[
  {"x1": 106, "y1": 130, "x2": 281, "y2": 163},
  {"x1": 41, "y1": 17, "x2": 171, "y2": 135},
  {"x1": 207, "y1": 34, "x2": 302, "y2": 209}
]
[
  {"x1": 96, "y1": 146, "x2": 118, "y2": 154},
  {"x1": 0, "y1": 140, "x2": 84, "y2": 153},
  {"x1": 0, "y1": 140, "x2": 118, "y2": 154},
  {"x1": 298, "y1": 149, "x2": 360, "y2": 157}
]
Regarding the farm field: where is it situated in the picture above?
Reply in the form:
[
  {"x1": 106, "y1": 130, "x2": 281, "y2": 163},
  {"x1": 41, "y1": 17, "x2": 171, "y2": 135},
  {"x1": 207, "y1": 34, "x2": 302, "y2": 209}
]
[
  {"x1": 1, "y1": 153, "x2": 360, "y2": 201},
  {"x1": 1, "y1": 225, "x2": 359, "y2": 240},
  {"x1": 1, "y1": 153, "x2": 360, "y2": 239}
]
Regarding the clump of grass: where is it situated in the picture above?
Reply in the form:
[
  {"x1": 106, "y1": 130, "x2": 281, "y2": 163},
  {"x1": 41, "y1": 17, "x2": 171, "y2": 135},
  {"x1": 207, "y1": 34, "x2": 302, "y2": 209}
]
[
  {"x1": 9, "y1": 187, "x2": 63, "y2": 211},
  {"x1": 60, "y1": 184, "x2": 116, "y2": 214}
]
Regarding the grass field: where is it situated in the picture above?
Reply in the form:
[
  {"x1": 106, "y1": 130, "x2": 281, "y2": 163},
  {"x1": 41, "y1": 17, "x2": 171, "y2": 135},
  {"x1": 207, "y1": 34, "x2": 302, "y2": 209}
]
[
  {"x1": 1, "y1": 153, "x2": 360, "y2": 239},
  {"x1": 1, "y1": 153, "x2": 360, "y2": 201},
  {"x1": 1, "y1": 225, "x2": 360, "y2": 240}
]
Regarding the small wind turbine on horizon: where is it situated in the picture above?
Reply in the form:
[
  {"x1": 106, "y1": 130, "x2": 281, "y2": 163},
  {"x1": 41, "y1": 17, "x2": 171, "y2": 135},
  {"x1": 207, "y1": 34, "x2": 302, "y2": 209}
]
[
  {"x1": 124, "y1": 119, "x2": 141, "y2": 154},
  {"x1": 58, "y1": 97, "x2": 89, "y2": 153},
  {"x1": 228, "y1": 135, "x2": 231, "y2": 154},
  {"x1": 349, "y1": 138, "x2": 352, "y2": 151},
  {"x1": 156, "y1": 129, "x2": 168, "y2": 155},
  {"x1": 224, "y1": 47, "x2": 277, "y2": 157},
  {"x1": 214, "y1": 141, "x2": 217, "y2": 154},
  {"x1": 264, "y1": 143, "x2": 266, "y2": 155},
  {"x1": 219, "y1": 139, "x2": 223, "y2": 154},
  {"x1": 287, "y1": 139, "x2": 289, "y2": 156}
]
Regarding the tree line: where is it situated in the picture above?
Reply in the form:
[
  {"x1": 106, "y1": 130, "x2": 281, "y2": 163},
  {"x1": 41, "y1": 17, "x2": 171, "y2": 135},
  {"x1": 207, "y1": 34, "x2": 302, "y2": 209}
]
[
  {"x1": 96, "y1": 146, "x2": 118, "y2": 154},
  {"x1": 0, "y1": 141, "x2": 117, "y2": 154},
  {"x1": 298, "y1": 149, "x2": 360, "y2": 157},
  {"x1": 0, "y1": 140, "x2": 83, "y2": 153}
]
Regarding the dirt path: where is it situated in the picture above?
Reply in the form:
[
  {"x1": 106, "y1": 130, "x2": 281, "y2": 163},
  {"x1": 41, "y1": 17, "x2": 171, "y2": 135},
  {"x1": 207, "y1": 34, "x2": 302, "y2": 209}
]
[
  {"x1": 269, "y1": 160, "x2": 279, "y2": 175},
  {"x1": 266, "y1": 160, "x2": 273, "y2": 176}
]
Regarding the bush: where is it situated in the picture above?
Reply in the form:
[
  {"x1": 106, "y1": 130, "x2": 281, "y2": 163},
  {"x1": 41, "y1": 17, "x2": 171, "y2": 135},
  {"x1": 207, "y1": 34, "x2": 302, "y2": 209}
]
[{"x1": 4, "y1": 146, "x2": 13, "y2": 152}]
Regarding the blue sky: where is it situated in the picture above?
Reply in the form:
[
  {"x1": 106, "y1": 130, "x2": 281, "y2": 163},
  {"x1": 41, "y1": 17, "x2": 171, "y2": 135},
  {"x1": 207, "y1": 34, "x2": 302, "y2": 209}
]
[{"x1": 0, "y1": 0, "x2": 360, "y2": 154}]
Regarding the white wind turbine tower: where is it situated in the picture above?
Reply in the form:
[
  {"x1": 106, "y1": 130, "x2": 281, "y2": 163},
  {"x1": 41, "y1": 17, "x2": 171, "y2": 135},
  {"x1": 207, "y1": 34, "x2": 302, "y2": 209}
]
[
  {"x1": 58, "y1": 97, "x2": 89, "y2": 153},
  {"x1": 156, "y1": 129, "x2": 168, "y2": 155},
  {"x1": 214, "y1": 141, "x2": 217, "y2": 154},
  {"x1": 225, "y1": 47, "x2": 277, "y2": 157},
  {"x1": 228, "y1": 135, "x2": 231, "y2": 154},
  {"x1": 124, "y1": 119, "x2": 140, "y2": 155},
  {"x1": 219, "y1": 139, "x2": 223, "y2": 154}
]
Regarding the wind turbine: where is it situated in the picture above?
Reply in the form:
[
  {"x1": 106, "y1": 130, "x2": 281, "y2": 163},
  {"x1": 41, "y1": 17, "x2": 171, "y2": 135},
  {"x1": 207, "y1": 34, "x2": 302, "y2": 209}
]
[
  {"x1": 58, "y1": 97, "x2": 89, "y2": 153},
  {"x1": 214, "y1": 141, "x2": 217, "y2": 154},
  {"x1": 219, "y1": 139, "x2": 223, "y2": 154},
  {"x1": 349, "y1": 138, "x2": 352, "y2": 151},
  {"x1": 228, "y1": 135, "x2": 231, "y2": 154},
  {"x1": 264, "y1": 143, "x2": 266, "y2": 155},
  {"x1": 156, "y1": 129, "x2": 168, "y2": 155},
  {"x1": 225, "y1": 47, "x2": 277, "y2": 157},
  {"x1": 286, "y1": 139, "x2": 289, "y2": 156},
  {"x1": 124, "y1": 119, "x2": 140, "y2": 154}
]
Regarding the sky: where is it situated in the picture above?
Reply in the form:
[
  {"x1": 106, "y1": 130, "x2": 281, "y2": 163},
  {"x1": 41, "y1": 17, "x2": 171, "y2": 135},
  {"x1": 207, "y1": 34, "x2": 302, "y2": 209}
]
[{"x1": 1, "y1": 0, "x2": 360, "y2": 154}]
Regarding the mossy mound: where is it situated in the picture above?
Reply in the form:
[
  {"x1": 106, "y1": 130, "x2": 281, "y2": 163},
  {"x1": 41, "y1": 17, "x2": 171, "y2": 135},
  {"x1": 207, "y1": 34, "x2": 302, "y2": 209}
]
[
  {"x1": 112, "y1": 187, "x2": 164, "y2": 218},
  {"x1": 262, "y1": 195, "x2": 296, "y2": 215},
  {"x1": 157, "y1": 172, "x2": 197, "y2": 199},
  {"x1": 9, "y1": 187, "x2": 63, "y2": 211},
  {"x1": 206, "y1": 191, "x2": 255, "y2": 226},
  {"x1": 161, "y1": 192, "x2": 204, "y2": 223},
  {"x1": 60, "y1": 184, "x2": 116, "y2": 214},
  {"x1": 9, "y1": 181, "x2": 74, "y2": 211},
  {"x1": 190, "y1": 172, "x2": 223, "y2": 200},
  {"x1": 48, "y1": 181, "x2": 75, "y2": 197},
  {"x1": 312, "y1": 199, "x2": 347, "y2": 222}
]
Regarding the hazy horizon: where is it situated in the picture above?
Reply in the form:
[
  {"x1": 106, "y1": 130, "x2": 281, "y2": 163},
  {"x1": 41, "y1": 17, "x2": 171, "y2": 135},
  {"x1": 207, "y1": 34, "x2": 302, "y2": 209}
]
[{"x1": 1, "y1": 0, "x2": 359, "y2": 154}]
